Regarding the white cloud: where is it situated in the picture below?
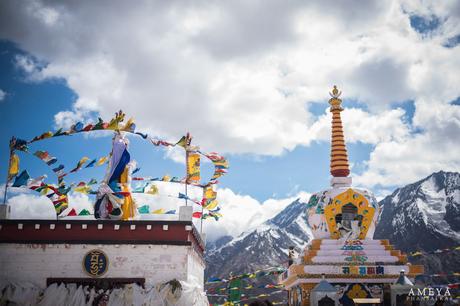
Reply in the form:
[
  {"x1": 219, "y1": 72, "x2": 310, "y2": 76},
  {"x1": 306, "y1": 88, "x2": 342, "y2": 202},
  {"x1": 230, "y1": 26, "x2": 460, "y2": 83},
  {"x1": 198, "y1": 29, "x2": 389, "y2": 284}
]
[
  {"x1": 6, "y1": 188, "x2": 94, "y2": 219},
  {"x1": 132, "y1": 182, "x2": 310, "y2": 241},
  {"x1": 355, "y1": 100, "x2": 460, "y2": 187},
  {"x1": 28, "y1": 0, "x2": 59, "y2": 26},
  {"x1": 203, "y1": 189, "x2": 310, "y2": 241},
  {"x1": 13, "y1": 54, "x2": 46, "y2": 82},
  {"x1": 307, "y1": 107, "x2": 410, "y2": 145},
  {"x1": 0, "y1": 89, "x2": 5, "y2": 101},
  {"x1": 0, "y1": 0, "x2": 459, "y2": 187},
  {"x1": 67, "y1": 192, "x2": 94, "y2": 213},
  {"x1": 3, "y1": 183, "x2": 308, "y2": 241},
  {"x1": 54, "y1": 110, "x2": 87, "y2": 129},
  {"x1": 8, "y1": 192, "x2": 56, "y2": 219},
  {"x1": 163, "y1": 146, "x2": 186, "y2": 165}
]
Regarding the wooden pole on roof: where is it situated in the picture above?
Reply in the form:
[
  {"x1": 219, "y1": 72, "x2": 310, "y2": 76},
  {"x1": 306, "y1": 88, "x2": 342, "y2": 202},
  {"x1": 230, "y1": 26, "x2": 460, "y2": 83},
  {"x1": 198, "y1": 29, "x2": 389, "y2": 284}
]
[
  {"x1": 3, "y1": 137, "x2": 15, "y2": 205},
  {"x1": 3, "y1": 146, "x2": 12, "y2": 205}
]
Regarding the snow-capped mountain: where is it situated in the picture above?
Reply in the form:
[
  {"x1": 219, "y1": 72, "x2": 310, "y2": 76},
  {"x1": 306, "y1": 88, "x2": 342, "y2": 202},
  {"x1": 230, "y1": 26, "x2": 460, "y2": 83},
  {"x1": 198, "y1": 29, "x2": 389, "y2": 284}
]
[
  {"x1": 205, "y1": 199, "x2": 313, "y2": 278},
  {"x1": 205, "y1": 171, "x2": 460, "y2": 281},
  {"x1": 374, "y1": 171, "x2": 460, "y2": 252}
]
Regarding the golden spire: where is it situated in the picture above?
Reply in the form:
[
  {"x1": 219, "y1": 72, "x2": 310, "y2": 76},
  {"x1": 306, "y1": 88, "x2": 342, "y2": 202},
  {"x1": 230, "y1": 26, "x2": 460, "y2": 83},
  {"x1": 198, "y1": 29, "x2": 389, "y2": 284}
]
[{"x1": 328, "y1": 86, "x2": 350, "y2": 177}]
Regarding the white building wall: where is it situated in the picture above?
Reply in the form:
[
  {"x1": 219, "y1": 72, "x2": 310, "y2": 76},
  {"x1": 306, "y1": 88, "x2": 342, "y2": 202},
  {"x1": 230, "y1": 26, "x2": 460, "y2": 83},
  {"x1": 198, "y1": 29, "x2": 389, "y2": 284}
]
[
  {"x1": 186, "y1": 248, "x2": 206, "y2": 285},
  {"x1": 0, "y1": 243, "x2": 203, "y2": 288}
]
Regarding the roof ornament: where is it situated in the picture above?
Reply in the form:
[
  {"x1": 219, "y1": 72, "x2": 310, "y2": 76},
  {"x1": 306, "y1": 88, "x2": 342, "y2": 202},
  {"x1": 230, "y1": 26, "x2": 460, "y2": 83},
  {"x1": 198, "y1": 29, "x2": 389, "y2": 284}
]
[
  {"x1": 328, "y1": 85, "x2": 344, "y2": 112},
  {"x1": 329, "y1": 85, "x2": 342, "y2": 98}
]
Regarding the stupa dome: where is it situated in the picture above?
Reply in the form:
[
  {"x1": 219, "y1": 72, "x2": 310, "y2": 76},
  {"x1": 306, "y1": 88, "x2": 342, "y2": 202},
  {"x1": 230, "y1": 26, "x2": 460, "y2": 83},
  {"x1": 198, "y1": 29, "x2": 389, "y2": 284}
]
[{"x1": 307, "y1": 183, "x2": 380, "y2": 239}]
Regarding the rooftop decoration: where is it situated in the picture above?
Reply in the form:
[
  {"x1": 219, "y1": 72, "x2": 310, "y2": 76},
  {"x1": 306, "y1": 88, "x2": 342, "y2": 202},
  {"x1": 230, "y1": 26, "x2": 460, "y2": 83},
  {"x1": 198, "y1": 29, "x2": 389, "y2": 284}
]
[{"x1": 4, "y1": 111, "x2": 229, "y2": 221}]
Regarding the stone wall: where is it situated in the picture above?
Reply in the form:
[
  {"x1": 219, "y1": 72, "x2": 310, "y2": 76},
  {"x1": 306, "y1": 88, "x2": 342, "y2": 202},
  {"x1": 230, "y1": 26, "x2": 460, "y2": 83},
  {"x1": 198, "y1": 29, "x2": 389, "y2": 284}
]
[{"x1": 0, "y1": 243, "x2": 205, "y2": 287}]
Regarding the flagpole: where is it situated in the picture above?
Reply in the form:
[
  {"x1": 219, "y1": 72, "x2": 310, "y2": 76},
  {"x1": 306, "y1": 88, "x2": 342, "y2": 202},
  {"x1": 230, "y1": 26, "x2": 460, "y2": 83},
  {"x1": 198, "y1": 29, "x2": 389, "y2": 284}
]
[
  {"x1": 184, "y1": 133, "x2": 190, "y2": 207},
  {"x1": 3, "y1": 147, "x2": 12, "y2": 205},
  {"x1": 185, "y1": 149, "x2": 189, "y2": 207},
  {"x1": 200, "y1": 195, "x2": 204, "y2": 234}
]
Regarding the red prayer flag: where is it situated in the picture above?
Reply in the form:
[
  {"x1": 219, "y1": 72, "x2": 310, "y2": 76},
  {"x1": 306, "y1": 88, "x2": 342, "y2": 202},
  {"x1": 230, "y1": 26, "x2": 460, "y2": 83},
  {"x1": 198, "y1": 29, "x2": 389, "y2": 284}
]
[{"x1": 83, "y1": 124, "x2": 93, "y2": 131}]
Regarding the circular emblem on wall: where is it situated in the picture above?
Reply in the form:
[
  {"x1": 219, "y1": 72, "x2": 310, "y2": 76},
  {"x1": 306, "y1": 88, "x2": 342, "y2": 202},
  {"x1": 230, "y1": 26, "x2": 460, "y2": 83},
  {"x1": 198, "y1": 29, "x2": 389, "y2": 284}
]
[{"x1": 83, "y1": 249, "x2": 109, "y2": 277}]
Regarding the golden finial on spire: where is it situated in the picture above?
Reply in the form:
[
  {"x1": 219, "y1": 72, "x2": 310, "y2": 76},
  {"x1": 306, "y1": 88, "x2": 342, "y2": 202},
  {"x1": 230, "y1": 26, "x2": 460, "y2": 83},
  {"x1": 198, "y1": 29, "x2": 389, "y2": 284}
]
[
  {"x1": 329, "y1": 85, "x2": 341, "y2": 98},
  {"x1": 328, "y1": 85, "x2": 343, "y2": 112}
]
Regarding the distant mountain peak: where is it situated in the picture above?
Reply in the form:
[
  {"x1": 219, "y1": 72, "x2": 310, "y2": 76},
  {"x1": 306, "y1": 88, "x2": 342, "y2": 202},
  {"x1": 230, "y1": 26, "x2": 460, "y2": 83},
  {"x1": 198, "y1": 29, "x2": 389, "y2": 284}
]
[
  {"x1": 205, "y1": 197, "x2": 312, "y2": 278},
  {"x1": 375, "y1": 171, "x2": 460, "y2": 252}
]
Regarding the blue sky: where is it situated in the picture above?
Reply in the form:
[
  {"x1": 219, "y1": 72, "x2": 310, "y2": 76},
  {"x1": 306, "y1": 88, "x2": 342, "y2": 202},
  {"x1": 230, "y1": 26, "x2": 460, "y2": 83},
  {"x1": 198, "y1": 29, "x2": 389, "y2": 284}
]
[{"x1": 1, "y1": 1, "x2": 459, "y2": 239}]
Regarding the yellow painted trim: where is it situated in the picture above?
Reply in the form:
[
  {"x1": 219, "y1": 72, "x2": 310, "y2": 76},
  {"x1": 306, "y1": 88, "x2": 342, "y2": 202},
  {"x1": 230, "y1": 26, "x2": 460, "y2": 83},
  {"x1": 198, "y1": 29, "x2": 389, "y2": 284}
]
[
  {"x1": 331, "y1": 156, "x2": 349, "y2": 159},
  {"x1": 331, "y1": 165, "x2": 350, "y2": 170},
  {"x1": 331, "y1": 166, "x2": 350, "y2": 171},
  {"x1": 310, "y1": 240, "x2": 322, "y2": 248},
  {"x1": 409, "y1": 265, "x2": 425, "y2": 274},
  {"x1": 398, "y1": 255, "x2": 408, "y2": 263},
  {"x1": 323, "y1": 188, "x2": 375, "y2": 239},
  {"x1": 289, "y1": 264, "x2": 306, "y2": 275}
]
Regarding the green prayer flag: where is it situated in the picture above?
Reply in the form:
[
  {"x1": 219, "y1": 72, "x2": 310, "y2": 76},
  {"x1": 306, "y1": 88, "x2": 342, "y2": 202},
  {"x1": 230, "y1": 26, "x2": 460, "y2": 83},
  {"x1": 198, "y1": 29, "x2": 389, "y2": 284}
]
[
  {"x1": 78, "y1": 209, "x2": 91, "y2": 216},
  {"x1": 138, "y1": 205, "x2": 149, "y2": 214}
]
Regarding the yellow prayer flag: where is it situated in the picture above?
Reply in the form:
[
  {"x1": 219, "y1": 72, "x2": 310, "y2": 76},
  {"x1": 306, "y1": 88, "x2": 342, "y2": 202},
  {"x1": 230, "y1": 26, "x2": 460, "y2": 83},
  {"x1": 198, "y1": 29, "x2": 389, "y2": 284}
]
[
  {"x1": 152, "y1": 208, "x2": 165, "y2": 214},
  {"x1": 40, "y1": 186, "x2": 50, "y2": 195},
  {"x1": 96, "y1": 156, "x2": 108, "y2": 166},
  {"x1": 74, "y1": 185, "x2": 91, "y2": 194},
  {"x1": 43, "y1": 131, "x2": 53, "y2": 139},
  {"x1": 107, "y1": 111, "x2": 125, "y2": 130},
  {"x1": 204, "y1": 186, "x2": 217, "y2": 200},
  {"x1": 214, "y1": 160, "x2": 229, "y2": 168},
  {"x1": 204, "y1": 200, "x2": 218, "y2": 211},
  {"x1": 175, "y1": 136, "x2": 187, "y2": 148},
  {"x1": 78, "y1": 157, "x2": 89, "y2": 167},
  {"x1": 146, "y1": 184, "x2": 158, "y2": 195},
  {"x1": 122, "y1": 118, "x2": 135, "y2": 131},
  {"x1": 187, "y1": 152, "x2": 200, "y2": 183},
  {"x1": 203, "y1": 186, "x2": 218, "y2": 210},
  {"x1": 8, "y1": 154, "x2": 20, "y2": 179}
]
